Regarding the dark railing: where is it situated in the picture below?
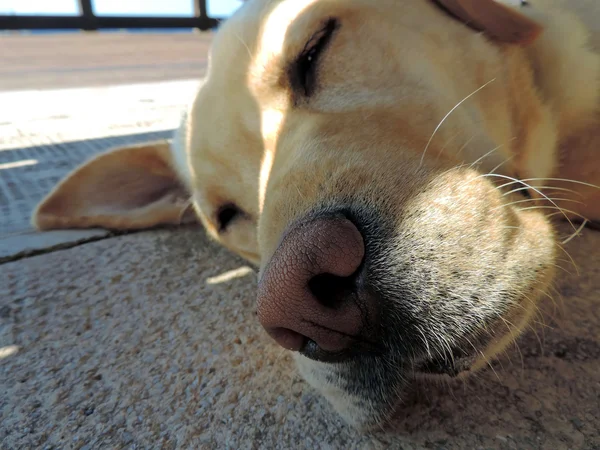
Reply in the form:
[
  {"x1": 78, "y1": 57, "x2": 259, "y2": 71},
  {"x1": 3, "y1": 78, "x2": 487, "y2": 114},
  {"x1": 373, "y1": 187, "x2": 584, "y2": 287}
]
[{"x1": 0, "y1": 0, "x2": 221, "y2": 31}]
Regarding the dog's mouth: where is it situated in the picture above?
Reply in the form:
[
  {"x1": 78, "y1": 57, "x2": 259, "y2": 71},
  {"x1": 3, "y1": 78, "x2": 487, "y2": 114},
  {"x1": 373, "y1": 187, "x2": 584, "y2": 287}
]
[{"x1": 299, "y1": 335, "x2": 387, "y2": 364}]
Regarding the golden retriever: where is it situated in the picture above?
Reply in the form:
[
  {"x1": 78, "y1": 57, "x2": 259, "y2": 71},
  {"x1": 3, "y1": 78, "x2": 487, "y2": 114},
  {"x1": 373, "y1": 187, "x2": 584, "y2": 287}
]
[{"x1": 32, "y1": 0, "x2": 600, "y2": 429}]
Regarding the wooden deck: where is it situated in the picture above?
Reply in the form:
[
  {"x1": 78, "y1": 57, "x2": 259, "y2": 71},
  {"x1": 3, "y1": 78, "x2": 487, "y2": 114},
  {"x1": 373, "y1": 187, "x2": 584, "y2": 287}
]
[{"x1": 0, "y1": 31, "x2": 214, "y2": 91}]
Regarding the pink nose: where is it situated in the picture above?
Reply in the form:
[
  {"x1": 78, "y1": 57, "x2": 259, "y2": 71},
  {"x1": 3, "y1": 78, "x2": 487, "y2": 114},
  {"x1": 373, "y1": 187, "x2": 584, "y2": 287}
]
[{"x1": 256, "y1": 215, "x2": 367, "y2": 354}]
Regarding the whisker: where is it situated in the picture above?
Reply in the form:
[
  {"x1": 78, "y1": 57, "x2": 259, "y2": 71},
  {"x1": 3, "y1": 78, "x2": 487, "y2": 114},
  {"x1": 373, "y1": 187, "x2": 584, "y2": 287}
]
[
  {"x1": 546, "y1": 284, "x2": 566, "y2": 316},
  {"x1": 478, "y1": 173, "x2": 579, "y2": 231},
  {"x1": 416, "y1": 326, "x2": 433, "y2": 360},
  {"x1": 531, "y1": 284, "x2": 563, "y2": 321},
  {"x1": 525, "y1": 296, "x2": 545, "y2": 353},
  {"x1": 554, "y1": 242, "x2": 580, "y2": 276},
  {"x1": 446, "y1": 143, "x2": 510, "y2": 179},
  {"x1": 517, "y1": 177, "x2": 600, "y2": 190},
  {"x1": 561, "y1": 219, "x2": 587, "y2": 245},
  {"x1": 436, "y1": 129, "x2": 463, "y2": 162},
  {"x1": 518, "y1": 205, "x2": 585, "y2": 216},
  {"x1": 231, "y1": 29, "x2": 254, "y2": 60},
  {"x1": 455, "y1": 132, "x2": 479, "y2": 159},
  {"x1": 498, "y1": 316, "x2": 525, "y2": 372},
  {"x1": 420, "y1": 79, "x2": 496, "y2": 167},
  {"x1": 503, "y1": 185, "x2": 582, "y2": 197},
  {"x1": 518, "y1": 206, "x2": 590, "y2": 235},
  {"x1": 468, "y1": 143, "x2": 506, "y2": 170},
  {"x1": 555, "y1": 257, "x2": 577, "y2": 268},
  {"x1": 535, "y1": 261, "x2": 576, "y2": 276},
  {"x1": 489, "y1": 153, "x2": 515, "y2": 175},
  {"x1": 495, "y1": 225, "x2": 580, "y2": 274},
  {"x1": 491, "y1": 197, "x2": 584, "y2": 212},
  {"x1": 466, "y1": 337, "x2": 501, "y2": 382}
]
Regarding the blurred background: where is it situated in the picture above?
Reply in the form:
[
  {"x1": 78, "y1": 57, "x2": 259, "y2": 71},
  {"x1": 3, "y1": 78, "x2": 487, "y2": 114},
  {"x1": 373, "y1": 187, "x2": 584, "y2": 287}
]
[
  {"x1": 0, "y1": 0, "x2": 242, "y2": 18},
  {"x1": 0, "y1": 1, "x2": 242, "y2": 258}
]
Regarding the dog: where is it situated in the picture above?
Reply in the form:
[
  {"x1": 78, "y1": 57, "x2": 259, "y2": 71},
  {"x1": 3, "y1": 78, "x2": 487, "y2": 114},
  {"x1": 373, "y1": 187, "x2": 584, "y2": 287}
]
[{"x1": 32, "y1": 0, "x2": 600, "y2": 429}]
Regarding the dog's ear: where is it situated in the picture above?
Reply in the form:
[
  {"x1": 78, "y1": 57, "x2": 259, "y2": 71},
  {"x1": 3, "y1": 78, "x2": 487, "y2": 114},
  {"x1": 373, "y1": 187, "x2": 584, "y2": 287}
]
[
  {"x1": 32, "y1": 141, "x2": 196, "y2": 231},
  {"x1": 433, "y1": 0, "x2": 543, "y2": 45}
]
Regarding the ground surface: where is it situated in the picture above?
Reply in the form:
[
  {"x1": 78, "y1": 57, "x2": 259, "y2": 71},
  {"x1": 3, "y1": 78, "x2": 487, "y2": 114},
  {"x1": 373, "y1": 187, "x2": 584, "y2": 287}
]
[
  {"x1": 0, "y1": 32, "x2": 599, "y2": 450},
  {"x1": 0, "y1": 32, "x2": 206, "y2": 260},
  {"x1": 0, "y1": 32, "x2": 212, "y2": 91}
]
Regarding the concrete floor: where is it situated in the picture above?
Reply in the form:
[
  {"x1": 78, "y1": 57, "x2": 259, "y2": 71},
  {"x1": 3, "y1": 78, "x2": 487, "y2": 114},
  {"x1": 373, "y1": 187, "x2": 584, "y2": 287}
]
[{"x1": 0, "y1": 32, "x2": 599, "y2": 450}]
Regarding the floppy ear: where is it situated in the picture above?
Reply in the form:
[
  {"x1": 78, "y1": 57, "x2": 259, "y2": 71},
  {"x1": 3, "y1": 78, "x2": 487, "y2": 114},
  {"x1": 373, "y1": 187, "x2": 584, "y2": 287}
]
[
  {"x1": 32, "y1": 140, "x2": 197, "y2": 231},
  {"x1": 433, "y1": 0, "x2": 543, "y2": 45}
]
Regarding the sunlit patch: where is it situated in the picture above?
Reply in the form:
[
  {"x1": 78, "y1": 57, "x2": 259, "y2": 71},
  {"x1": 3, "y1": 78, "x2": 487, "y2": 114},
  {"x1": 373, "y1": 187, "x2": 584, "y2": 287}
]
[
  {"x1": 252, "y1": 0, "x2": 319, "y2": 78},
  {"x1": 206, "y1": 266, "x2": 254, "y2": 285},
  {"x1": 259, "y1": 148, "x2": 275, "y2": 213},
  {"x1": 0, "y1": 159, "x2": 37, "y2": 170},
  {"x1": 260, "y1": 109, "x2": 286, "y2": 142},
  {"x1": 0, "y1": 345, "x2": 19, "y2": 359}
]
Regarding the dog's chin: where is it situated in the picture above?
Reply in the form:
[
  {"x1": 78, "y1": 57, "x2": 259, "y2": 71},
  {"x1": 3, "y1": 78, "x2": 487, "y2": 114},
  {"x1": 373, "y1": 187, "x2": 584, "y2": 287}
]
[
  {"x1": 293, "y1": 310, "x2": 537, "y2": 429},
  {"x1": 294, "y1": 349, "x2": 489, "y2": 430},
  {"x1": 293, "y1": 352, "x2": 403, "y2": 430}
]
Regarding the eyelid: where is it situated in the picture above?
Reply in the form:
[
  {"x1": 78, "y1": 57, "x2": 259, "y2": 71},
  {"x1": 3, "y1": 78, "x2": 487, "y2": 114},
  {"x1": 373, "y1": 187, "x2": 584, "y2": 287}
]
[
  {"x1": 301, "y1": 19, "x2": 336, "y2": 58},
  {"x1": 290, "y1": 18, "x2": 338, "y2": 98},
  {"x1": 216, "y1": 203, "x2": 241, "y2": 232}
]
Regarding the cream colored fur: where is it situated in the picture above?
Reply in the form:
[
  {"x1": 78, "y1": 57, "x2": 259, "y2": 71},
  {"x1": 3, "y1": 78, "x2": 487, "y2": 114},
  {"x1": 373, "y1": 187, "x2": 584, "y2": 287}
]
[{"x1": 33, "y1": 0, "x2": 600, "y2": 428}]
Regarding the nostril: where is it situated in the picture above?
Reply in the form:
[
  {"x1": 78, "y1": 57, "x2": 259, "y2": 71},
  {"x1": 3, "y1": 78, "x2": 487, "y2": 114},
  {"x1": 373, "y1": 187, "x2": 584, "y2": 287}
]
[
  {"x1": 308, "y1": 273, "x2": 357, "y2": 309},
  {"x1": 257, "y1": 215, "x2": 370, "y2": 356}
]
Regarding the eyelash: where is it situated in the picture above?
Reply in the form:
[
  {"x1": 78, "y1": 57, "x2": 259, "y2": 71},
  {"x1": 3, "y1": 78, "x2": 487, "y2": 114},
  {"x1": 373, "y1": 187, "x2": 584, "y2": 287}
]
[{"x1": 293, "y1": 19, "x2": 338, "y2": 97}]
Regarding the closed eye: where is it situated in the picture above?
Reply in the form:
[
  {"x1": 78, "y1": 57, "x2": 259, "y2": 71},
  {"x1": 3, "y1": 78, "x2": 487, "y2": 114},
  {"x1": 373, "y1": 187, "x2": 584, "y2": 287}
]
[
  {"x1": 216, "y1": 203, "x2": 242, "y2": 232},
  {"x1": 291, "y1": 18, "x2": 338, "y2": 98}
]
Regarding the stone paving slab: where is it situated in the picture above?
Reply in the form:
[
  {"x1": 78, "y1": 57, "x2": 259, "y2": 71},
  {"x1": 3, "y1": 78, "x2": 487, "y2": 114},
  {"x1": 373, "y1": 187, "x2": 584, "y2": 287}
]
[
  {"x1": 0, "y1": 229, "x2": 109, "y2": 262},
  {"x1": 0, "y1": 224, "x2": 598, "y2": 449}
]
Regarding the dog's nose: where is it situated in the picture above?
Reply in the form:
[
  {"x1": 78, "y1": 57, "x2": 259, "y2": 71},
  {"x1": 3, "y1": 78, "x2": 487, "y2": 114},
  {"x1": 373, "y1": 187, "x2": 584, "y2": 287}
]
[{"x1": 257, "y1": 215, "x2": 369, "y2": 355}]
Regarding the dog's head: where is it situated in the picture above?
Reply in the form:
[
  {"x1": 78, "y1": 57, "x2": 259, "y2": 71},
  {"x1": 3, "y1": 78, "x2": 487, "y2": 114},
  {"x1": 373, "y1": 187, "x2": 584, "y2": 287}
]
[{"x1": 35, "y1": 0, "x2": 566, "y2": 428}]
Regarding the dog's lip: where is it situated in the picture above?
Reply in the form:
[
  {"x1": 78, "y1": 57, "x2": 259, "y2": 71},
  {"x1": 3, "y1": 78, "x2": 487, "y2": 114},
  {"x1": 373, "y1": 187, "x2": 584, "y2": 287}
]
[{"x1": 299, "y1": 336, "x2": 387, "y2": 364}]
